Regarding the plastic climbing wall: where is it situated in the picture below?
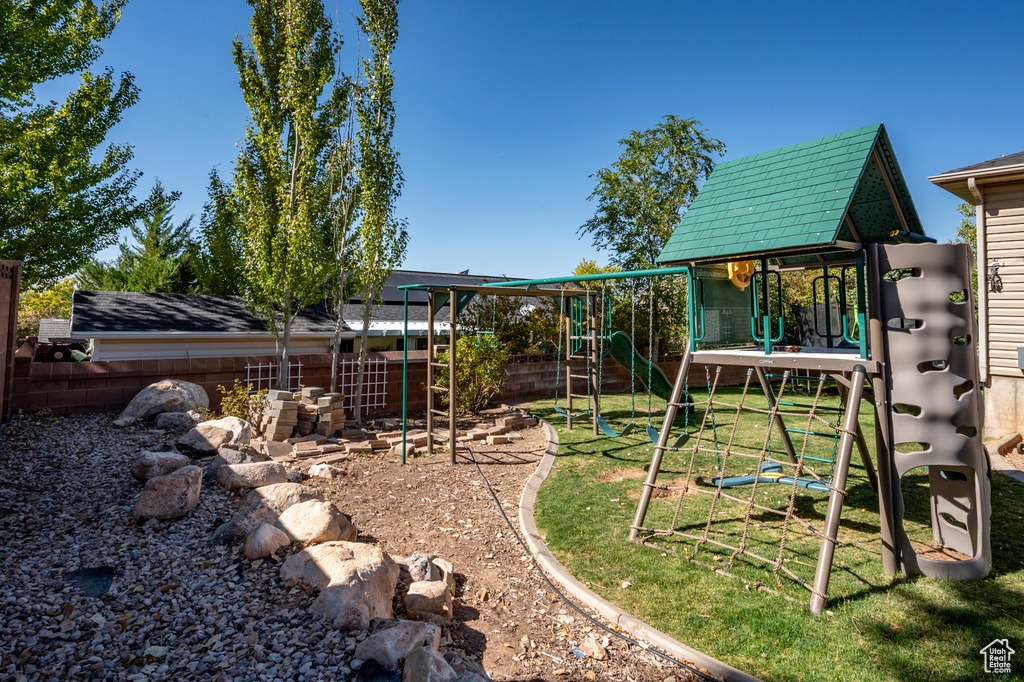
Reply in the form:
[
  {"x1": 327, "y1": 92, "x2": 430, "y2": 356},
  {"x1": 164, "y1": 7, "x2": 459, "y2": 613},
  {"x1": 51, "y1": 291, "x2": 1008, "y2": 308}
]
[{"x1": 874, "y1": 242, "x2": 992, "y2": 580}]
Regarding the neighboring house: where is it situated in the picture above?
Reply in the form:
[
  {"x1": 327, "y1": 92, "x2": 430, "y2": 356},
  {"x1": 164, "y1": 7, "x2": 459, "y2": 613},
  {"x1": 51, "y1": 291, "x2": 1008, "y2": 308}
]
[
  {"x1": 70, "y1": 270, "x2": 533, "y2": 360},
  {"x1": 71, "y1": 291, "x2": 356, "y2": 361},
  {"x1": 342, "y1": 269, "x2": 538, "y2": 352},
  {"x1": 931, "y1": 151, "x2": 1024, "y2": 438},
  {"x1": 37, "y1": 318, "x2": 84, "y2": 345}
]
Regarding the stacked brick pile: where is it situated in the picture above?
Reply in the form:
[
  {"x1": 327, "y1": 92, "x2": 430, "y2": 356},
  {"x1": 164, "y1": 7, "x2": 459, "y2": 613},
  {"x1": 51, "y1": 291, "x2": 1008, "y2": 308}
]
[
  {"x1": 316, "y1": 394, "x2": 346, "y2": 437},
  {"x1": 263, "y1": 390, "x2": 299, "y2": 442}
]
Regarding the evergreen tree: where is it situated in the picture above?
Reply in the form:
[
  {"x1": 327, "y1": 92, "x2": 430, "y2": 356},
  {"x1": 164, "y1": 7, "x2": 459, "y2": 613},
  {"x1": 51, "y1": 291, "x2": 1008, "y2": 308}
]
[
  {"x1": 77, "y1": 180, "x2": 196, "y2": 292},
  {"x1": 194, "y1": 168, "x2": 245, "y2": 296}
]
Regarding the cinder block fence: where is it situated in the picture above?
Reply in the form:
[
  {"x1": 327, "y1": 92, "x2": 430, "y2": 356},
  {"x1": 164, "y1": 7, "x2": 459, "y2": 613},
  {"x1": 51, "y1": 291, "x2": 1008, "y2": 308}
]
[{"x1": 11, "y1": 350, "x2": 742, "y2": 417}]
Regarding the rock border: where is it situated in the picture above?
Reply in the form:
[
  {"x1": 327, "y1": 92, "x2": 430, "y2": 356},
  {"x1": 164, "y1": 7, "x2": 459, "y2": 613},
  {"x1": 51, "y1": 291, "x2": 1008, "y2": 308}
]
[
  {"x1": 518, "y1": 419, "x2": 763, "y2": 682},
  {"x1": 987, "y1": 434, "x2": 1024, "y2": 485}
]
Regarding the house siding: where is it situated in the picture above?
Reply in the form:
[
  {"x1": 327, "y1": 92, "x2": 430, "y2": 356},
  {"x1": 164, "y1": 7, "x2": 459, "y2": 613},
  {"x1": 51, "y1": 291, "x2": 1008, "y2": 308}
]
[{"x1": 984, "y1": 180, "x2": 1024, "y2": 378}]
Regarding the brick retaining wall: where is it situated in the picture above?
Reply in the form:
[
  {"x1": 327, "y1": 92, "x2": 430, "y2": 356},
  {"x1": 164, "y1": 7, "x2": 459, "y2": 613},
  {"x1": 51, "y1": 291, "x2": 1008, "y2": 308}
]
[{"x1": 11, "y1": 350, "x2": 747, "y2": 416}]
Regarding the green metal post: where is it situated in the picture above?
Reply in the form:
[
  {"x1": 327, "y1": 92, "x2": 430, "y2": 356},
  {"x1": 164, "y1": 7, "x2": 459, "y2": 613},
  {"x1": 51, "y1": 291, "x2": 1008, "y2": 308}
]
[
  {"x1": 856, "y1": 251, "x2": 868, "y2": 360},
  {"x1": 761, "y1": 258, "x2": 770, "y2": 355},
  {"x1": 401, "y1": 289, "x2": 408, "y2": 465},
  {"x1": 823, "y1": 265, "x2": 833, "y2": 348},
  {"x1": 687, "y1": 269, "x2": 696, "y2": 352}
]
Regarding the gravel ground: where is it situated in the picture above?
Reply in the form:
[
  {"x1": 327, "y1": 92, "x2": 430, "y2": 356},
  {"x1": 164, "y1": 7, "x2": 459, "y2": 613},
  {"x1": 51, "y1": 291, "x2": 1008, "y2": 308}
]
[{"x1": 0, "y1": 410, "x2": 705, "y2": 682}]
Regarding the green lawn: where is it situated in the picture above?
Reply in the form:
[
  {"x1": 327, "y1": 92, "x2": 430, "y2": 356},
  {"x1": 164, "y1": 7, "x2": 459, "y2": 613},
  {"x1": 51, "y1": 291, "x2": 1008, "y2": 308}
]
[{"x1": 529, "y1": 389, "x2": 1024, "y2": 682}]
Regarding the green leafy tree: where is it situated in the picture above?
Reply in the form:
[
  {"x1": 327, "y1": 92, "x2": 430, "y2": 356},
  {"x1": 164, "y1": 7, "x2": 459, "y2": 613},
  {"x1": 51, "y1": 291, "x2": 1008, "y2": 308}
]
[
  {"x1": 351, "y1": 0, "x2": 408, "y2": 423},
  {"x1": 0, "y1": 0, "x2": 144, "y2": 287},
  {"x1": 77, "y1": 180, "x2": 196, "y2": 292},
  {"x1": 16, "y1": 277, "x2": 76, "y2": 338},
  {"x1": 327, "y1": 66, "x2": 361, "y2": 393},
  {"x1": 579, "y1": 115, "x2": 724, "y2": 359},
  {"x1": 953, "y1": 201, "x2": 978, "y2": 309},
  {"x1": 232, "y1": 0, "x2": 348, "y2": 389},
  {"x1": 434, "y1": 336, "x2": 508, "y2": 414},
  {"x1": 194, "y1": 168, "x2": 245, "y2": 296}
]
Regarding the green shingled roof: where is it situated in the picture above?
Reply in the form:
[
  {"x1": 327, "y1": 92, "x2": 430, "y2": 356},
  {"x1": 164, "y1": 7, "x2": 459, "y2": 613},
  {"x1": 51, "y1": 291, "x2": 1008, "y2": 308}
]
[{"x1": 657, "y1": 123, "x2": 925, "y2": 266}]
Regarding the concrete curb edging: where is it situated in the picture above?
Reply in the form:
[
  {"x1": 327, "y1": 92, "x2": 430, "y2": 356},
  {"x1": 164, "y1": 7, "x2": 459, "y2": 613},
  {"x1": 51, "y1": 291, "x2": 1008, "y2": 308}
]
[
  {"x1": 518, "y1": 419, "x2": 762, "y2": 682},
  {"x1": 987, "y1": 435, "x2": 1024, "y2": 485}
]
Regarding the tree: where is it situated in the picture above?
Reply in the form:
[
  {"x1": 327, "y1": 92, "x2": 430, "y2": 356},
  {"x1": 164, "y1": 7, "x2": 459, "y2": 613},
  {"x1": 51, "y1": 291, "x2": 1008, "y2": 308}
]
[
  {"x1": 579, "y1": 115, "x2": 724, "y2": 360},
  {"x1": 327, "y1": 62, "x2": 361, "y2": 393},
  {"x1": 17, "y1": 277, "x2": 76, "y2": 339},
  {"x1": 351, "y1": 0, "x2": 407, "y2": 424},
  {"x1": 194, "y1": 168, "x2": 245, "y2": 296},
  {"x1": 232, "y1": 0, "x2": 349, "y2": 390},
  {"x1": 0, "y1": 0, "x2": 144, "y2": 287},
  {"x1": 953, "y1": 201, "x2": 978, "y2": 309},
  {"x1": 77, "y1": 180, "x2": 196, "y2": 292}
]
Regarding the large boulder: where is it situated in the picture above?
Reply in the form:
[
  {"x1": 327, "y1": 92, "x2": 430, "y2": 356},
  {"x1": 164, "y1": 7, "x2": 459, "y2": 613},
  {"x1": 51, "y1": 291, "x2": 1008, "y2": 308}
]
[
  {"x1": 276, "y1": 500, "x2": 356, "y2": 545},
  {"x1": 281, "y1": 542, "x2": 399, "y2": 630},
  {"x1": 216, "y1": 461, "x2": 287, "y2": 490},
  {"x1": 176, "y1": 417, "x2": 252, "y2": 457},
  {"x1": 206, "y1": 445, "x2": 270, "y2": 480},
  {"x1": 133, "y1": 465, "x2": 202, "y2": 521},
  {"x1": 154, "y1": 410, "x2": 202, "y2": 434},
  {"x1": 402, "y1": 646, "x2": 455, "y2": 682},
  {"x1": 243, "y1": 523, "x2": 291, "y2": 561},
  {"x1": 210, "y1": 502, "x2": 278, "y2": 545},
  {"x1": 398, "y1": 552, "x2": 441, "y2": 583},
  {"x1": 129, "y1": 450, "x2": 190, "y2": 482},
  {"x1": 405, "y1": 581, "x2": 452, "y2": 621},
  {"x1": 354, "y1": 620, "x2": 442, "y2": 670},
  {"x1": 244, "y1": 482, "x2": 323, "y2": 514},
  {"x1": 117, "y1": 379, "x2": 208, "y2": 424}
]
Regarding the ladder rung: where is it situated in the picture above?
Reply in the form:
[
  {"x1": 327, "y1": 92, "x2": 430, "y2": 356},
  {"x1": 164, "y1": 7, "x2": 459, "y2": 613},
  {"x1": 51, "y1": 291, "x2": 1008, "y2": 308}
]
[
  {"x1": 429, "y1": 362, "x2": 447, "y2": 368},
  {"x1": 568, "y1": 374, "x2": 589, "y2": 381},
  {"x1": 430, "y1": 386, "x2": 449, "y2": 393},
  {"x1": 569, "y1": 393, "x2": 591, "y2": 399},
  {"x1": 430, "y1": 409, "x2": 449, "y2": 417},
  {"x1": 568, "y1": 336, "x2": 593, "y2": 341}
]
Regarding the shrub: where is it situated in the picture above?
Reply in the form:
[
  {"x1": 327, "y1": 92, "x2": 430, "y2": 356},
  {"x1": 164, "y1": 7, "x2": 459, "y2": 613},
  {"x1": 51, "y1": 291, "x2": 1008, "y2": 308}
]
[
  {"x1": 216, "y1": 380, "x2": 268, "y2": 430},
  {"x1": 434, "y1": 336, "x2": 508, "y2": 414}
]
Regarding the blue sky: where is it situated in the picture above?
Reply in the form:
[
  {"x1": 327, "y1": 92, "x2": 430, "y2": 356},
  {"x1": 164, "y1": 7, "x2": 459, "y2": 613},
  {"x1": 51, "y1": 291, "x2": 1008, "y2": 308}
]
[{"x1": 74, "y1": 0, "x2": 1024, "y2": 278}]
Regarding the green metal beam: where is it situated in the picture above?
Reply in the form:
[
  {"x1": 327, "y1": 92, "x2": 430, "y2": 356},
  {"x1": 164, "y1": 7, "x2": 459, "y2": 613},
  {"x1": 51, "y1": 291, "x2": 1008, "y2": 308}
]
[{"x1": 477, "y1": 265, "x2": 693, "y2": 288}]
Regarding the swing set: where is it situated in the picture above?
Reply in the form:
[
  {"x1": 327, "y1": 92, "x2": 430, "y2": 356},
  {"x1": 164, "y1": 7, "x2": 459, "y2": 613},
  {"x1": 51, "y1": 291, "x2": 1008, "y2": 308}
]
[{"x1": 397, "y1": 123, "x2": 992, "y2": 615}]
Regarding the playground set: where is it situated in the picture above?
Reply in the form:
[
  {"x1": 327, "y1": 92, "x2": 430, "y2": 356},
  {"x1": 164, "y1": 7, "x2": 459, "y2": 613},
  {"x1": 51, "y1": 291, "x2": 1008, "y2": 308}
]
[{"x1": 398, "y1": 123, "x2": 992, "y2": 614}]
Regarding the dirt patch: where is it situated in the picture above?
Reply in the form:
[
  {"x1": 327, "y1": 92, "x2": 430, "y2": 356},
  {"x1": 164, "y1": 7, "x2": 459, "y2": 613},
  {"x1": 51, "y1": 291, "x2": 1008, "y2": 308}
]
[
  {"x1": 305, "y1": 409, "x2": 698, "y2": 681},
  {"x1": 627, "y1": 478, "x2": 700, "y2": 500},
  {"x1": 597, "y1": 467, "x2": 646, "y2": 483},
  {"x1": 911, "y1": 540, "x2": 972, "y2": 562}
]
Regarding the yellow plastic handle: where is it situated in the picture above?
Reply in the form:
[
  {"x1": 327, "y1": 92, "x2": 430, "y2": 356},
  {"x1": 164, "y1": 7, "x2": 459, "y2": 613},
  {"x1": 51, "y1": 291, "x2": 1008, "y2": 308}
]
[{"x1": 727, "y1": 260, "x2": 755, "y2": 290}]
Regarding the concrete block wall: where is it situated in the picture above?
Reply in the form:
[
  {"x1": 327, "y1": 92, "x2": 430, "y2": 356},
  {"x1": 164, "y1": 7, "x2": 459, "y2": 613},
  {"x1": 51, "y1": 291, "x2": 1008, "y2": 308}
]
[{"x1": 10, "y1": 350, "x2": 748, "y2": 417}]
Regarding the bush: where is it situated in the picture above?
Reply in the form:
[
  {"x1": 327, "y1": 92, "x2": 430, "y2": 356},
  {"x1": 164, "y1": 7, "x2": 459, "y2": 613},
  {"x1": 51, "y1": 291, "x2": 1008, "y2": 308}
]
[
  {"x1": 216, "y1": 380, "x2": 268, "y2": 430},
  {"x1": 435, "y1": 336, "x2": 508, "y2": 414},
  {"x1": 17, "y1": 278, "x2": 75, "y2": 339}
]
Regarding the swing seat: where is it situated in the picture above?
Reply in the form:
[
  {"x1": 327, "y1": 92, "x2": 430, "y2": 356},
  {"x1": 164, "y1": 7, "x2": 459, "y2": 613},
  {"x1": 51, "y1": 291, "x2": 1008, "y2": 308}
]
[
  {"x1": 712, "y1": 461, "x2": 832, "y2": 493},
  {"x1": 596, "y1": 417, "x2": 635, "y2": 438},
  {"x1": 554, "y1": 405, "x2": 590, "y2": 420},
  {"x1": 645, "y1": 424, "x2": 689, "y2": 449}
]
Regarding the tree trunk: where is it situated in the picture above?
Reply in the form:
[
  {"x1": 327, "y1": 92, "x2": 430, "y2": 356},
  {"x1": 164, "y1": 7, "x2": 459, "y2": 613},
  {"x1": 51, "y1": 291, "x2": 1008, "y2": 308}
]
[
  {"x1": 353, "y1": 299, "x2": 373, "y2": 427},
  {"x1": 330, "y1": 270, "x2": 349, "y2": 393},
  {"x1": 280, "y1": 301, "x2": 293, "y2": 391}
]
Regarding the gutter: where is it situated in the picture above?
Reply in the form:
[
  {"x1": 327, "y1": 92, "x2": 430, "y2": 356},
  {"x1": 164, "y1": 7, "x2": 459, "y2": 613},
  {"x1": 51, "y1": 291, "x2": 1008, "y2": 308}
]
[
  {"x1": 968, "y1": 177, "x2": 989, "y2": 386},
  {"x1": 79, "y1": 330, "x2": 357, "y2": 340}
]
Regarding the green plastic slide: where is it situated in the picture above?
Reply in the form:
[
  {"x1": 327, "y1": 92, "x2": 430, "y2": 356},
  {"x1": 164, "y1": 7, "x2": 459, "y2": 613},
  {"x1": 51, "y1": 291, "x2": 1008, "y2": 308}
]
[
  {"x1": 606, "y1": 331, "x2": 676, "y2": 402},
  {"x1": 606, "y1": 331, "x2": 694, "y2": 433}
]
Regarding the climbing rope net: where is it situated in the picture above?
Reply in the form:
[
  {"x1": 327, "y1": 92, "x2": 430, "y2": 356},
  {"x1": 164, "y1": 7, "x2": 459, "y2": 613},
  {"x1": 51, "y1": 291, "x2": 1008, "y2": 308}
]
[{"x1": 632, "y1": 365, "x2": 859, "y2": 600}]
